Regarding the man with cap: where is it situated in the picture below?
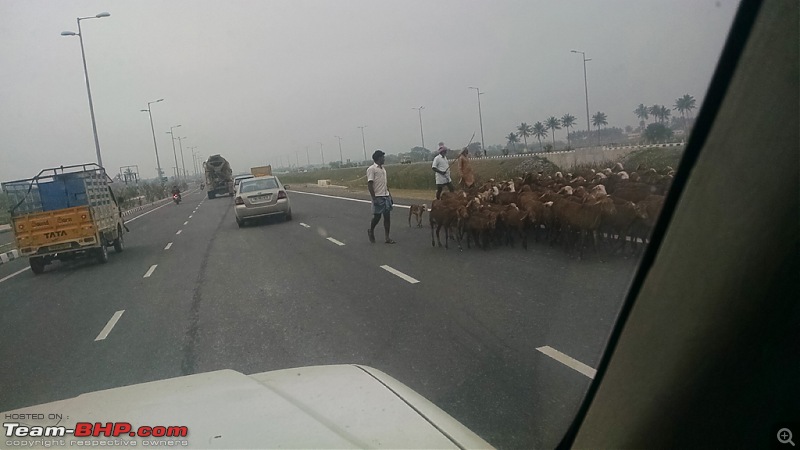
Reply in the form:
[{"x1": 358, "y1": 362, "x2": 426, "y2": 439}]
[
  {"x1": 367, "y1": 149, "x2": 396, "y2": 244},
  {"x1": 432, "y1": 142, "x2": 454, "y2": 199}
]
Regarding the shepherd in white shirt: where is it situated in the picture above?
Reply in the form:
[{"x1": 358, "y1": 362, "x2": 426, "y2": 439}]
[
  {"x1": 367, "y1": 150, "x2": 395, "y2": 244},
  {"x1": 432, "y1": 142, "x2": 454, "y2": 199}
]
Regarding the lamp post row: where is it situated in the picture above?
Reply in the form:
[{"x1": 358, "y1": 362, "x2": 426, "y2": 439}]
[{"x1": 63, "y1": 14, "x2": 592, "y2": 174}]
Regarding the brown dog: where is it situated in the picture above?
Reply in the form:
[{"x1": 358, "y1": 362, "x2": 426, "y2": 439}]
[{"x1": 408, "y1": 204, "x2": 427, "y2": 227}]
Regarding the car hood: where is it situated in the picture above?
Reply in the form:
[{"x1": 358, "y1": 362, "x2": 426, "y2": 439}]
[{"x1": 2, "y1": 364, "x2": 492, "y2": 449}]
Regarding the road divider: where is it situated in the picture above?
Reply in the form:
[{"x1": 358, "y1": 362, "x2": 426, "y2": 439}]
[
  {"x1": 536, "y1": 346, "x2": 596, "y2": 379},
  {"x1": 380, "y1": 265, "x2": 420, "y2": 284},
  {"x1": 94, "y1": 310, "x2": 125, "y2": 341}
]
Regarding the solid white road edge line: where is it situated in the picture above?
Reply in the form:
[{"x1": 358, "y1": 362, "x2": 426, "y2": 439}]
[
  {"x1": 0, "y1": 267, "x2": 30, "y2": 284},
  {"x1": 95, "y1": 310, "x2": 125, "y2": 341},
  {"x1": 164, "y1": 243, "x2": 173, "y2": 250},
  {"x1": 536, "y1": 346, "x2": 597, "y2": 379},
  {"x1": 288, "y1": 190, "x2": 411, "y2": 209},
  {"x1": 380, "y1": 265, "x2": 420, "y2": 284},
  {"x1": 143, "y1": 265, "x2": 158, "y2": 278},
  {"x1": 327, "y1": 237, "x2": 345, "y2": 246},
  {"x1": 126, "y1": 200, "x2": 174, "y2": 223}
]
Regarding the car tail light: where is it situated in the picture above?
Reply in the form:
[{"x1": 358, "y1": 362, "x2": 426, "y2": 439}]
[
  {"x1": 277, "y1": 191, "x2": 287, "y2": 199},
  {"x1": 235, "y1": 197, "x2": 244, "y2": 205}
]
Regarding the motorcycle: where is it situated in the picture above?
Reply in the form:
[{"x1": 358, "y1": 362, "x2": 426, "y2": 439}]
[{"x1": 173, "y1": 193, "x2": 182, "y2": 205}]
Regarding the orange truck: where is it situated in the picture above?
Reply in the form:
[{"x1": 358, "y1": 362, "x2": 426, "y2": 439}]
[
  {"x1": 250, "y1": 165, "x2": 272, "y2": 177},
  {"x1": 1, "y1": 164, "x2": 126, "y2": 274}
]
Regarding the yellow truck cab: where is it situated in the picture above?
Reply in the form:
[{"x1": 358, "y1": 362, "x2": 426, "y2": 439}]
[{"x1": 1, "y1": 164, "x2": 126, "y2": 274}]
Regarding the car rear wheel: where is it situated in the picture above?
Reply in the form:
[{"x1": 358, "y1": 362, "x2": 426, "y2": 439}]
[
  {"x1": 236, "y1": 217, "x2": 244, "y2": 228},
  {"x1": 208, "y1": 192, "x2": 215, "y2": 200},
  {"x1": 285, "y1": 209, "x2": 292, "y2": 221},
  {"x1": 29, "y1": 257, "x2": 45, "y2": 275}
]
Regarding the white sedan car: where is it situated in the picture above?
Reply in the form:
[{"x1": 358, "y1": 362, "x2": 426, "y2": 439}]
[{"x1": 234, "y1": 176, "x2": 292, "y2": 227}]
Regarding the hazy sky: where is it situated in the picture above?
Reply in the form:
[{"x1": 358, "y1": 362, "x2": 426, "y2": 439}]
[{"x1": 0, "y1": 0, "x2": 740, "y2": 181}]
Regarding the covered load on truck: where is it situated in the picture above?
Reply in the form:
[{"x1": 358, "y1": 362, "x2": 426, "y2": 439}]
[
  {"x1": 204, "y1": 154, "x2": 234, "y2": 199},
  {"x1": 1, "y1": 164, "x2": 126, "y2": 274},
  {"x1": 250, "y1": 165, "x2": 272, "y2": 177}
]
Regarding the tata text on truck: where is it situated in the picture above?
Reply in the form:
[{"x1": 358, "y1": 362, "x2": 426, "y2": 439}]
[
  {"x1": 1, "y1": 164, "x2": 126, "y2": 274},
  {"x1": 204, "y1": 154, "x2": 234, "y2": 199}
]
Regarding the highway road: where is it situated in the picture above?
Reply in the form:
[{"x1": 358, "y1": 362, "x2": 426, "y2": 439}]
[{"x1": 0, "y1": 188, "x2": 641, "y2": 449}]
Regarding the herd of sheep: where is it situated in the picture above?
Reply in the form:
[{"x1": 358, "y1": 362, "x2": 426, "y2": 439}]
[{"x1": 426, "y1": 162, "x2": 673, "y2": 259}]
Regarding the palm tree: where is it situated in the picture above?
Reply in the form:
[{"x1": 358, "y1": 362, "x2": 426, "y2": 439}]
[
  {"x1": 591, "y1": 111, "x2": 608, "y2": 129},
  {"x1": 545, "y1": 116, "x2": 561, "y2": 150},
  {"x1": 649, "y1": 104, "x2": 661, "y2": 123},
  {"x1": 561, "y1": 113, "x2": 576, "y2": 149},
  {"x1": 673, "y1": 94, "x2": 697, "y2": 132},
  {"x1": 532, "y1": 122, "x2": 548, "y2": 152},
  {"x1": 516, "y1": 123, "x2": 533, "y2": 151},
  {"x1": 660, "y1": 105, "x2": 671, "y2": 125},
  {"x1": 634, "y1": 104, "x2": 649, "y2": 130},
  {"x1": 592, "y1": 112, "x2": 608, "y2": 145},
  {"x1": 506, "y1": 132, "x2": 519, "y2": 153}
]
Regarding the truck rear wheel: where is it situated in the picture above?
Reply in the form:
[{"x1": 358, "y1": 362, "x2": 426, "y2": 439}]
[
  {"x1": 113, "y1": 229, "x2": 125, "y2": 253},
  {"x1": 97, "y1": 244, "x2": 109, "y2": 264},
  {"x1": 29, "y1": 257, "x2": 45, "y2": 275}
]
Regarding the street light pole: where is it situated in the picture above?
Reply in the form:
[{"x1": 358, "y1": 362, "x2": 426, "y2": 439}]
[
  {"x1": 167, "y1": 125, "x2": 181, "y2": 182},
  {"x1": 141, "y1": 98, "x2": 164, "y2": 181},
  {"x1": 176, "y1": 136, "x2": 188, "y2": 179},
  {"x1": 61, "y1": 12, "x2": 110, "y2": 167},
  {"x1": 571, "y1": 50, "x2": 592, "y2": 134},
  {"x1": 358, "y1": 126, "x2": 367, "y2": 162},
  {"x1": 318, "y1": 142, "x2": 325, "y2": 165},
  {"x1": 306, "y1": 146, "x2": 310, "y2": 166},
  {"x1": 412, "y1": 106, "x2": 425, "y2": 151},
  {"x1": 468, "y1": 87, "x2": 485, "y2": 156},
  {"x1": 334, "y1": 136, "x2": 343, "y2": 167},
  {"x1": 188, "y1": 146, "x2": 198, "y2": 176}
]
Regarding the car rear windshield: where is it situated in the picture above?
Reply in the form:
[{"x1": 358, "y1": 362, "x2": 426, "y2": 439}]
[{"x1": 241, "y1": 178, "x2": 278, "y2": 193}]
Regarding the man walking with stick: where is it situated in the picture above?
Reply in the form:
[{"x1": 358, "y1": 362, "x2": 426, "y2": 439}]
[
  {"x1": 432, "y1": 142, "x2": 454, "y2": 199},
  {"x1": 367, "y1": 150, "x2": 396, "y2": 244}
]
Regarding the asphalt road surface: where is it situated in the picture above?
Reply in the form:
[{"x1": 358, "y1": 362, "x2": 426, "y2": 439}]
[{"x1": 0, "y1": 188, "x2": 642, "y2": 449}]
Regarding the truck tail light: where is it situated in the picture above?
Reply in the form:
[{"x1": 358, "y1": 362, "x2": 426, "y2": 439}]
[
  {"x1": 277, "y1": 191, "x2": 287, "y2": 199},
  {"x1": 235, "y1": 197, "x2": 244, "y2": 205}
]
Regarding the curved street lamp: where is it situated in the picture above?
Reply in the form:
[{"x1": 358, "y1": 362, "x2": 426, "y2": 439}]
[
  {"x1": 166, "y1": 125, "x2": 182, "y2": 180},
  {"x1": 141, "y1": 98, "x2": 164, "y2": 181},
  {"x1": 61, "y1": 12, "x2": 111, "y2": 167},
  {"x1": 571, "y1": 50, "x2": 592, "y2": 134}
]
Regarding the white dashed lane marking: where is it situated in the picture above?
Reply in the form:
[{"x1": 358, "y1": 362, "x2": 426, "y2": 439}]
[
  {"x1": 299, "y1": 223, "x2": 311, "y2": 228},
  {"x1": 327, "y1": 237, "x2": 345, "y2": 246},
  {"x1": 536, "y1": 346, "x2": 597, "y2": 379},
  {"x1": 176, "y1": 230, "x2": 182, "y2": 235},
  {"x1": 95, "y1": 310, "x2": 125, "y2": 341},
  {"x1": 164, "y1": 243, "x2": 173, "y2": 250},
  {"x1": 143, "y1": 265, "x2": 158, "y2": 278},
  {"x1": 380, "y1": 265, "x2": 419, "y2": 284}
]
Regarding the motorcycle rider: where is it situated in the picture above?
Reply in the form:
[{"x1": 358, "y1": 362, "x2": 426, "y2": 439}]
[{"x1": 171, "y1": 185, "x2": 182, "y2": 202}]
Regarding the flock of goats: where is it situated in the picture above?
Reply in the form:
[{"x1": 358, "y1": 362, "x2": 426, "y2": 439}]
[{"x1": 421, "y1": 163, "x2": 674, "y2": 259}]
